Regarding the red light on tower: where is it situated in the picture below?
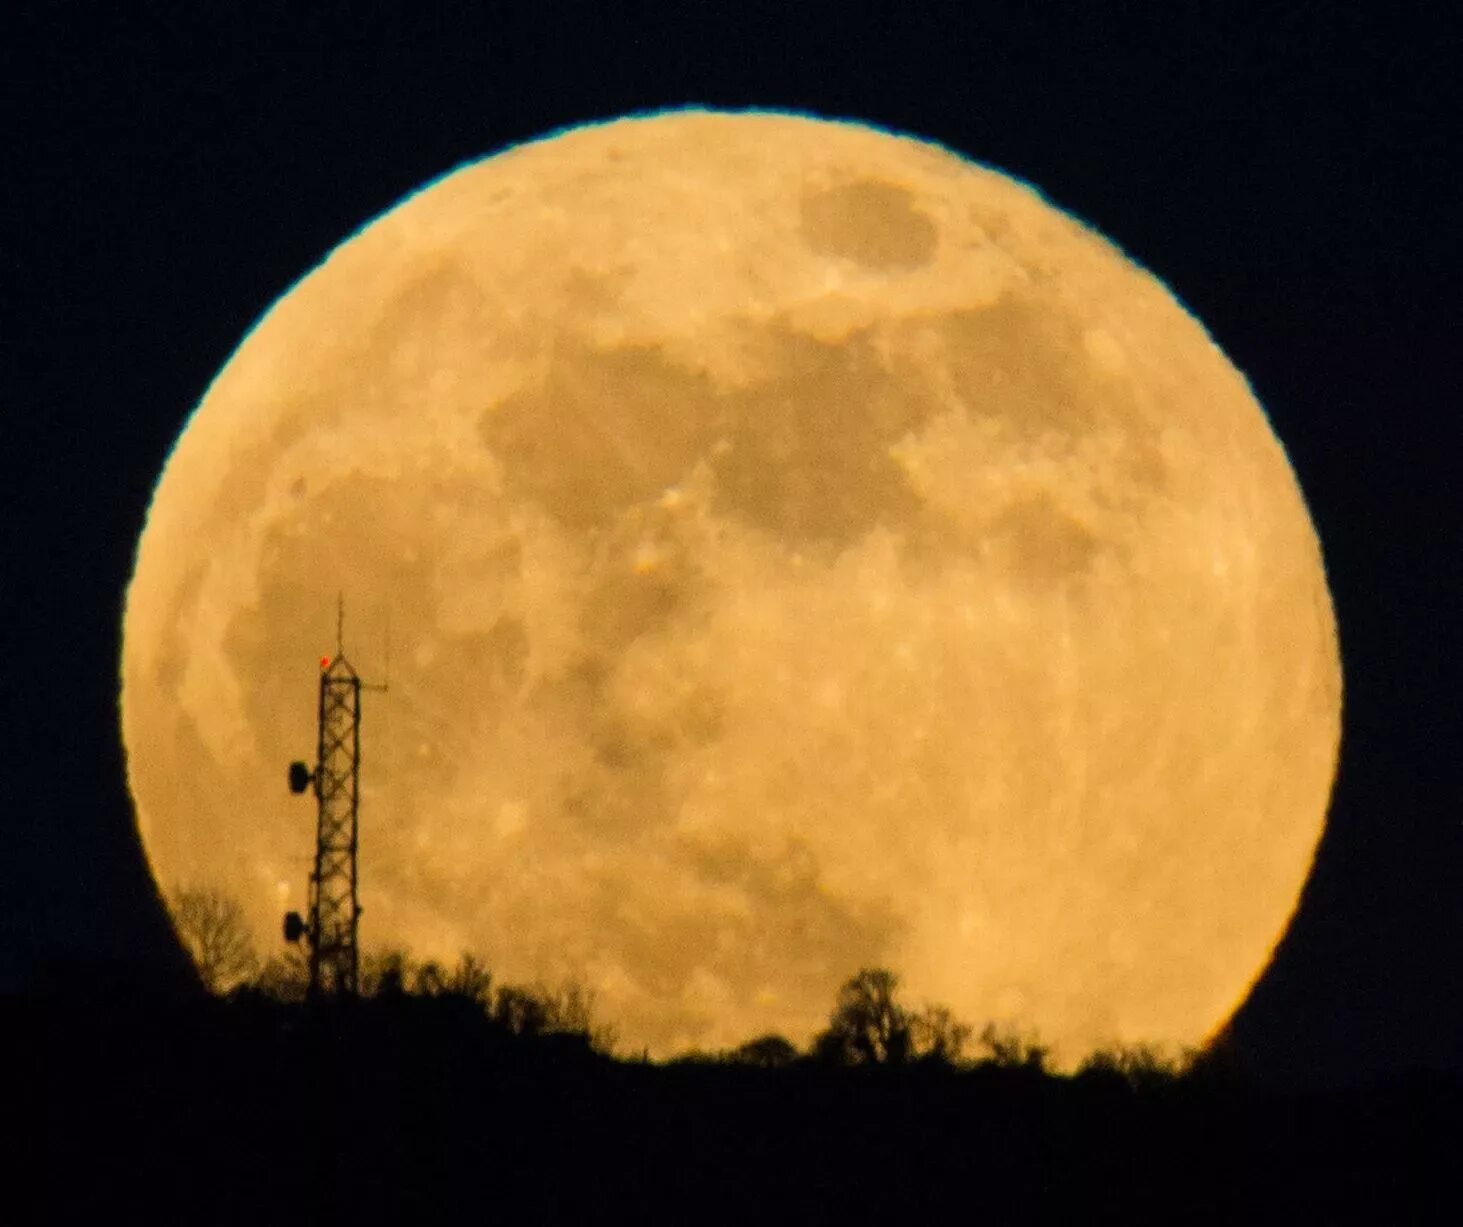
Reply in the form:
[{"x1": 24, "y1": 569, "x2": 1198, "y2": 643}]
[{"x1": 320, "y1": 655, "x2": 331, "y2": 670}]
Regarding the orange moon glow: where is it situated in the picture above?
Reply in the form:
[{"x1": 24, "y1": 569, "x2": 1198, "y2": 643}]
[{"x1": 121, "y1": 110, "x2": 1341, "y2": 1064}]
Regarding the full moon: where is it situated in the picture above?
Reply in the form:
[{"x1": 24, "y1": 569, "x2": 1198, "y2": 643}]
[{"x1": 122, "y1": 109, "x2": 1341, "y2": 1064}]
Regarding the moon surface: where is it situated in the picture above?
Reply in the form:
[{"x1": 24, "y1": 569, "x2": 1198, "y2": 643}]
[{"x1": 122, "y1": 109, "x2": 1341, "y2": 1064}]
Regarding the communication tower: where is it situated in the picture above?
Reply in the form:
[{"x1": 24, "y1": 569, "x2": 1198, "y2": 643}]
[{"x1": 283, "y1": 598, "x2": 385, "y2": 997}]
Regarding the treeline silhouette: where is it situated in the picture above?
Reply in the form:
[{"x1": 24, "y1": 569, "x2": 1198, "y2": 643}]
[
  {"x1": 28, "y1": 891, "x2": 1458, "y2": 1223},
  {"x1": 172, "y1": 884, "x2": 1212, "y2": 1081}
]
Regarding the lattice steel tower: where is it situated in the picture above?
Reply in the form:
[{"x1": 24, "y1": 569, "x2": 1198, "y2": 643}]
[{"x1": 284, "y1": 599, "x2": 384, "y2": 997}]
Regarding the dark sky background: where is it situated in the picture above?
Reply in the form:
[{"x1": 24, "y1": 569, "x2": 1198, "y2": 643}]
[{"x1": 6, "y1": 3, "x2": 1458, "y2": 1086}]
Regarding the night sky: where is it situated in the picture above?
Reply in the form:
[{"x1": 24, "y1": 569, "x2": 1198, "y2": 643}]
[{"x1": 7, "y1": 3, "x2": 1458, "y2": 1086}]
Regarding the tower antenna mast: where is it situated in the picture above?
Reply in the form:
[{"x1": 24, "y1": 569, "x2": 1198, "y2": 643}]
[{"x1": 284, "y1": 595, "x2": 387, "y2": 997}]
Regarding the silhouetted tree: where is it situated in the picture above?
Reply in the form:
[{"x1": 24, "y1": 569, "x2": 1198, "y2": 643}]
[
  {"x1": 729, "y1": 1034, "x2": 800, "y2": 1068},
  {"x1": 811, "y1": 969, "x2": 984, "y2": 1067},
  {"x1": 977, "y1": 1022, "x2": 1049, "y2": 1072},
  {"x1": 411, "y1": 957, "x2": 449, "y2": 997},
  {"x1": 909, "y1": 1003, "x2": 973, "y2": 1065},
  {"x1": 170, "y1": 886, "x2": 259, "y2": 994},
  {"x1": 448, "y1": 953, "x2": 493, "y2": 1005},
  {"x1": 543, "y1": 981, "x2": 599, "y2": 1038},
  {"x1": 253, "y1": 948, "x2": 309, "y2": 1002},
  {"x1": 360, "y1": 947, "x2": 413, "y2": 997},
  {"x1": 493, "y1": 984, "x2": 553, "y2": 1035},
  {"x1": 813, "y1": 968, "x2": 913, "y2": 1065},
  {"x1": 361, "y1": 950, "x2": 495, "y2": 1005},
  {"x1": 492, "y1": 979, "x2": 616, "y2": 1052}
]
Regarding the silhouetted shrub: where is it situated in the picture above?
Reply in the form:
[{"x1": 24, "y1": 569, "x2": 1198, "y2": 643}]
[
  {"x1": 665, "y1": 1049, "x2": 722, "y2": 1066},
  {"x1": 1076, "y1": 1042, "x2": 1180, "y2": 1090},
  {"x1": 729, "y1": 1034, "x2": 800, "y2": 1068}
]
